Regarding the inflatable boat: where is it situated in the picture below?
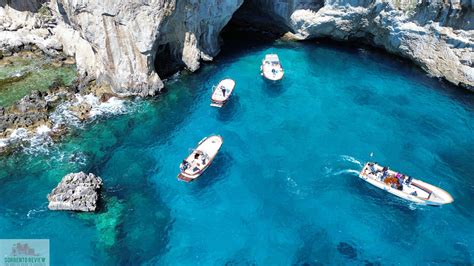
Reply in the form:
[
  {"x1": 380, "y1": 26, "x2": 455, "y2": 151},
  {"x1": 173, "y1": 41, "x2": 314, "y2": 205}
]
[{"x1": 359, "y1": 162, "x2": 453, "y2": 206}]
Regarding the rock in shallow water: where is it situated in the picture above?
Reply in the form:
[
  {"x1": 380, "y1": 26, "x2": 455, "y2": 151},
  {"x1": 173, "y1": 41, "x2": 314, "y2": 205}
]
[
  {"x1": 47, "y1": 172, "x2": 103, "y2": 212},
  {"x1": 337, "y1": 242, "x2": 358, "y2": 260}
]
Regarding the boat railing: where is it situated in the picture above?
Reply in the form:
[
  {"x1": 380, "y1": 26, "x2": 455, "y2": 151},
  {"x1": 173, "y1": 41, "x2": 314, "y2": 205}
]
[{"x1": 411, "y1": 182, "x2": 433, "y2": 199}]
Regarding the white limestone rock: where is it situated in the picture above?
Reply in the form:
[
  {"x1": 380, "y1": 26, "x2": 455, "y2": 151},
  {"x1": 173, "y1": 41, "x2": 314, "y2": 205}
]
[
  {"x1": 270, "y1": 0, "x2": 474, "y2": 88},
  {"x1": 47, "y1": 172, "x2": 103, "y2": 212},
  {"x1": 0, "y1": 0, "x2": 472, "y2": 92},
  {"x1": 51, "y1": 0, "x2": 245, "y2": 96}
]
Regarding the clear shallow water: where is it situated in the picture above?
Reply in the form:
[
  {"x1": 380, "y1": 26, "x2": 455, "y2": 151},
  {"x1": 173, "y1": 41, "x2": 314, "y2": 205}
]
[
  {"x1": 0, "y1": 56, "x2": 76, "y2": 107},
  {"x1": 0, "y1": 40, "x2": 473, "y2": 265}
]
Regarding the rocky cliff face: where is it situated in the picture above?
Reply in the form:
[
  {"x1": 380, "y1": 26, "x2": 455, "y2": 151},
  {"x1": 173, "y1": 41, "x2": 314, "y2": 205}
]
[
  {"x1": 246, "y1": 0, "x2": 473, "y2": 89},
  {"x1": 53, "y1": 0, "x2": 244, "y2": 96},
  {"x1": 1, "y1": 0, "x2": 473, "y2": 92}
]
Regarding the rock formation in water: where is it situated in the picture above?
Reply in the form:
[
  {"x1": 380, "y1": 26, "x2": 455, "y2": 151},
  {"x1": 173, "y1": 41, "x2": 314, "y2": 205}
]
[
  {"x1": 47, "y1": 172, "x2": 103, "y2": 212},
  {"x1": 0, "y1": 0, "x2": 473, "y2": 93}
]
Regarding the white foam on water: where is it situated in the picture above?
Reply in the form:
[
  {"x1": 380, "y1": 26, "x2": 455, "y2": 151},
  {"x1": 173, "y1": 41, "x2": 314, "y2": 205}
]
[
  {"x1": 0, "y1": 139, "x2": 8, "y2": 148},
  {"x1": 26, "y1": 205, "x2": 48, "y2": 219},
  {"x1": 286, "y1": 176, "x2": 305, "y2": 197},
  {"x1": 331, "y1": 169, "x2": 360, "y2": 176},
  {"x1": 164, "y1": 71, "x2": 182, "y2": 84},
  {"x1": 339, "y1": 155, "x2": 363, "y2": 167},
  {"x1": 3, "y1": 93, "x2": 139, "y2": 156},
  {"x1": 51, "y1": 94, "x2": 133, "y2": 128},
  {"x1": 36, "y1": 125, "x2": 51, "y2": 135},
  {"x1": 9, "y1": 128, "x2": 28, "y2": 139}
]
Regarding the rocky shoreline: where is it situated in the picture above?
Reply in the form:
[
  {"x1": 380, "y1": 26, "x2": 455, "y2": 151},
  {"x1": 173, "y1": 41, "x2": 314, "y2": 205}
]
[
  {"x1": 0, "y1": 50, "x2": 127, "y2": 155},
  {"x1": 1, "y1": 1, "x2": 471, "y2": 95}
]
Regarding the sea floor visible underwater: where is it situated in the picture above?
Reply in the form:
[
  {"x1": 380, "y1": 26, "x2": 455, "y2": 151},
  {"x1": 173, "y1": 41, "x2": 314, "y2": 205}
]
[
  {"x1": 0, "y1": 37, "x2": 473, "y2": 265},
  {"x1": 0, "y1": 54, "x2": 76, "y2": 107}
]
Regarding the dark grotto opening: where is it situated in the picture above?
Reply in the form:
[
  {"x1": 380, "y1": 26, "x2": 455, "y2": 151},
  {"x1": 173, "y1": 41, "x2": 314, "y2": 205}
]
[
  {"x1": 153, "y1": 42, "x2": 184, "y2": 79},
  {"x1": 0, "y1": 0, "x2": 47, "y2": 12},
  {"x1": 219, "y1": 0, "x2": 292, "y2": 55}
]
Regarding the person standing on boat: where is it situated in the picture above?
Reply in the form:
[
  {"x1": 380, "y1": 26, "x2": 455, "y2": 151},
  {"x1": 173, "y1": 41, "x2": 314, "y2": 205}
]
[
  {"x1": 221, "y1": 86, "x2": 226, "y2": 97},
  {"x1": 381, "y1": 167, "x2": 389, "y2": 181},
  {"x1": 369, "y1": 163, "x2": 378, "y2": 175},
  {"x1": 396, "y1": 173, "x2": 404, "y2": 190}
]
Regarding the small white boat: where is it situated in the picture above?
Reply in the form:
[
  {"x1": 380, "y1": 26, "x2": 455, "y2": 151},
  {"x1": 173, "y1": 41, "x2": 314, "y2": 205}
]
[
  {"x1": 211, "y1": 79, "x2": 235, "y2": 107},
  {"x1": 261, "y1": 54, "x2": 284, "y2": 81},
  {"x1": 178, "y1": 135, "x2": 223, "y2": 182},
  {"x1": 359, "y1": 162, "x2": 453, "y2": 206}
]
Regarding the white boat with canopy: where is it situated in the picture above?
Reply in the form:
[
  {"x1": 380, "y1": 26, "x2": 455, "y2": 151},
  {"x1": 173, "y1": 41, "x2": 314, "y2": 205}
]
[
  {"x1": 359, "y1": 162, "x2": 453, "y2": 206},
  {"x1": 211, "y1": 79, "x2": 235, "y2": 107},
  {"x1": 261, "y1": 54, "x2": 284, "y2": 81},
  {"x1": 178, "y1": 135, "x2": 223, "y2": 182}
]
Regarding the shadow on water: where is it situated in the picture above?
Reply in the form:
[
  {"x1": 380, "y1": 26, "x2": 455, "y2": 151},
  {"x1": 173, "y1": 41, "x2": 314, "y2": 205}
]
[
  {"x1": 435, "y1": 143, "x2": 474, "y2": 219},
  {"x1": 347, "y1": 175, "x2": 412, "y2": 212},
  {"x1": 215, "y1": 95, "x2": 240, "y2": 122},
  {"x1": 192, "y1": 151, "x2": 233, "y2": 190},
  {"x1": 293, "y1": 226, "x2": 333, "y2": 265},
  {"x1": 262, "y1": 78, "x2": 286, "y2": 97},
  {"x1": 292, "y1": 225, "x2": 378, "y2": 265}
]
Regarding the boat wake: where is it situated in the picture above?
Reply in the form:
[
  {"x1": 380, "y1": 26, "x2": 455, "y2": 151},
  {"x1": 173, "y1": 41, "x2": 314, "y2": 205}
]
[
  {"x1": 330, "y1": 169, "x2": 360, "y2": 177},
  {"x1": 26, "y1": 204, "x2": 48, "y2": 219},
  {"x1": 339, "y1": 155, "x2": 363, "y2": 168},
  {"x1": 321, "y1": 155, "x2": 363, "y2": 178}
]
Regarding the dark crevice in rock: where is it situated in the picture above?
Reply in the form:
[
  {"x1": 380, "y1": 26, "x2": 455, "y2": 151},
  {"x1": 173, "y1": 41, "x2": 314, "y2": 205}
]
[
  {"x1": 0, "y1": 0, "x2": 47, "y2": 12},
  {"x1": 412, "y1": 0, "x2": 474, "y2": 30},
  {"x1": 153, "y1": 43, "x2": 184, "y2": 79},
  {"x1": 224, "y1": 0, "x2": 293, "y2": 38},
  {"x1": 56, "y1": 1, "x2": 71, "y2": 25}
]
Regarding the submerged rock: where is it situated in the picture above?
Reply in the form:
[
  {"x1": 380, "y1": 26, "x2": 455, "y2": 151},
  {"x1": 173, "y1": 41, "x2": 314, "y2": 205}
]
[
  {"x1": 47, "y1": 172, "x2": 103, "y2": 212},
  {"x1": 77, "y1": 196, "x2": 125, "y2": 249},
  {"x1": 337, "y1": 242, "x2": 358, "y2": 260}
]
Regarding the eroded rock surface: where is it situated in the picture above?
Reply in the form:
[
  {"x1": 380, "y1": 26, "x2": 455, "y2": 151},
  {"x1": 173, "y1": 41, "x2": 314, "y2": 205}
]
[
  {"x1": 53, "y1": 0, "x2": 245, "y2": 96},
  {"x1": 47, "y1": 172, "x2": 103, "y2": 212},
  {"x1": 0, "y1": 0, "x2": 473, "y2": 93},
  {"x1": 279, "y1": 0, "x2": 474, "y2": 89}
]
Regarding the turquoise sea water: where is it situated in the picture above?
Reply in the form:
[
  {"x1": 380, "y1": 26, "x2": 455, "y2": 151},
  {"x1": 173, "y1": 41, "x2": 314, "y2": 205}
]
[{"x1": 0, "y1": 39, "x2": 473, "y2": 265}]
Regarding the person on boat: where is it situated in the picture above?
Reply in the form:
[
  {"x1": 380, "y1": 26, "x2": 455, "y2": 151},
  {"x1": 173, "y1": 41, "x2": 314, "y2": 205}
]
[
  {"x1": 368, "y1": 163, "x2": 377, "y2": 174},
  {"x1": 396, "y1": 174, "x2": 405, "y2": 190},
  {"x1": 194, "y1": 151, "x2": 204, "y2": 162},
  {"x1": 180, "y1": 160, "x2": 189, "y2": 171},
  {"x1": 381, "y1": 167, "x2": 389, "y2": 181},
  {"x1": 221, "y1": 86, "x2": 226, "y2": 97},
  {"x1": 405, "y1": 176, "x2": 413, "y2": 185}
]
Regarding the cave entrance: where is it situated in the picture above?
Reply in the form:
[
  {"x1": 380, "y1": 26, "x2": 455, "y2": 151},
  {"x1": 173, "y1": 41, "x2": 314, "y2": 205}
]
[
  {"x1": 219, "y1": 0, "x2": 291, "y2": 55},
  {"x1": 153, "y1": 43, "x2": 184, "y2": 79}
]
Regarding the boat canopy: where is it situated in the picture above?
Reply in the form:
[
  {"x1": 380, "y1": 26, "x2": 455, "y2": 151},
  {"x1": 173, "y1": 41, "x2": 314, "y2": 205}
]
[{"x1": 265, "y1": 54, "x2": 280, "y2": 63}]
